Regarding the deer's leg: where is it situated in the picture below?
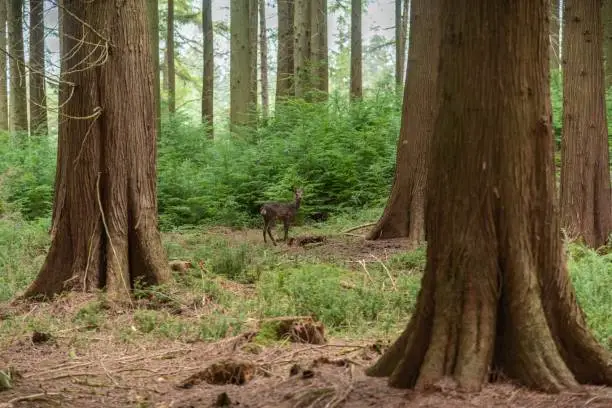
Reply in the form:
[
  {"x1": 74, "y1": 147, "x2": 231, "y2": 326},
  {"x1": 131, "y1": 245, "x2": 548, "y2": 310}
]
[
  {"x1": 283, "y1": 219, "x2": 290, "y2": 242},
  {"x1": 267, "y1": 225, "x2": 277, "y2": 246},
  {"x1": 262, "y1": 221, "x2": 268, "y2": 243}
]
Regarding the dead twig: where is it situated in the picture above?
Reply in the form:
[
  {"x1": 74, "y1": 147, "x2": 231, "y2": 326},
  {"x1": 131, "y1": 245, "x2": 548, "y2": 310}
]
[
  {"x1": 370, "y1": 254, "x2": 397, "y2": 291},
  {"x1": 357, "y1": 260, "x2": 375, "y2": 284},
  {"x1": 24, "y1": 361, "x2": 94, "y2": 378},
  {"x1": 6, "y1": 392, "x2": 61, "y2": 406},
  {"x1": 325, "y1": 364, "x2": 355, "y2": 408},
  {"x1": 341, "y1": 222, "x2": 376, "y2": 234}
]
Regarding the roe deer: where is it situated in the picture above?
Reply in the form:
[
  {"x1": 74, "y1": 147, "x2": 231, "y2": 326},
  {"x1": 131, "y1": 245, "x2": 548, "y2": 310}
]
[{"x1": 260, "y1": 187, "x2": 303, "y2": 245}]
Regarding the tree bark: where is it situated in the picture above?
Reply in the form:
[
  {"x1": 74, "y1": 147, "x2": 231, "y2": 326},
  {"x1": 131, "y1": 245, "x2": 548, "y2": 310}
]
[
  {"x1": 603, "y1": 0, "x2": 612, "y2": 88},
  {"x1": 166, "y1": 0, "x2": 176, "y2": 113},
  {"x1": 147, "y1": 0, "x2": 161, "y2": 137},
  {"x1": 310, "y1": 0, "x2": 328, "y2": 99},
  {"x1": 350, "y1": 0, "x2": 362, "y2": 100},
  {"x1": 202, "y1": 0, "x2": 213, "y2": 136},
  {"x1": 22, "y1": 0, "x2": 171, "y2": 300},
  {"x1": 249, "y1": 0, "x2": 258, "y2": 117},
  {"x1": 366, "y1": 0, "x2": 612, "y2": 392},
  {"x1": 561, "y1": 0, "x2": 612, "y2": 248},
  {"x1": 293, "y1": 0, "x2": 311, "y2": 99},
  {"x1": 395, "y1": 0, "x2": 404, "y2": 88},
  {"x1": 276, "y1": 0, "x2": 294, "y2": 100},
  {"x1": 7, "y1": 0, "x2": 28, "y2": 132},
  {"x1": 259, "y1": 0, "x2": 269, "y2": 120},
  {"x1": 230, "y1": 0, "x2": 251, "y2": 129},
  {"x1": 550, "y1": 0, "x2": 560, "y2": 70},
  {"x1": 0, "y1": 0, "x2": 8, "y2": 131},
  {"x1": 366, "y1": 0, "x2": 440, "y2": 243},
  {"x1": 29, "y1": 0, "x2": 47, "y2": 135}
]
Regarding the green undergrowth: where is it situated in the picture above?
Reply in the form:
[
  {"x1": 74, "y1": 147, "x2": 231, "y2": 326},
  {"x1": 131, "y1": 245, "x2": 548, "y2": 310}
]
[{"x1": 0, "y1": 213, "x2": 610, "y2": 350}]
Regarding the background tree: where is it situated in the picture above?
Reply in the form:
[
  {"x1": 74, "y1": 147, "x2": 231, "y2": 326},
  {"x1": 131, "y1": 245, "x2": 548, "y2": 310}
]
[
  {"x1": 276, "y1": 0, "x2": 294, "y2": 100},
  {"x1": 23, "y1": 0, "x2": 171, "y2": 300},
  {"x1": 366, "y1": 0, "x2": 440, "y2": 242},
  {"x1": 202, "y1": 0, "x2": 213, "y2": 135},
  {"x1": 311, "y1": 0, "x2": 328, "y2": 99},
  {"x1": 259, "y1": 0, "x2": 269, "y2": 120},
  {"x1": 394, "y1": 0, "x2": 405, "y2": 87},
  {"x1": 293, "y1": 0, "x2": 311, "y2": 99},
  {"x1": 603, "y1": 0, "x2": 612, "y2": 88},
  {"x1": 230, "y1": 0, "x2": 251, "y2": 129},
  {"x1": 367, "y1": 0, "x2": 612, "y2": 391},
  {"x1": 7, "y1": 0, "x2": 28, "y2": 132},
  {"x1": 550, "y1": 0, "x2": 560, "y2": 70},
  {"x1": 147, "y1": 0, "x2": 161, "y2": 135},
  {"x1": 0, "y1": 0, "x2": 8, "y2": 131},
  {"x1": 166, "y1": 0, "x2": 176, "y2": 113},
  {"x1": 561, "y1": 0, "x2": 612, "y2": 248},
  {"x1": 294, "y1": 0, "x2": 328, "y2": 100},
  {"x1": 249, "y1": 0, "x2": 258, "y2": 114},
  {"x1": 29, "y1": 0, "x2": 48, "y2": 135},
  {"x1": 350, "y1": 0, "x2": 362, "y2": 100}
]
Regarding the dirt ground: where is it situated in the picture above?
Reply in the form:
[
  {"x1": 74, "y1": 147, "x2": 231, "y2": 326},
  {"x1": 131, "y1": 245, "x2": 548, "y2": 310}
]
[
  {"x1": 1, "y1": 229, "x2": 612, "y2": 407},
  {"x1": 1, "y1": 332, "x2": 611, "y2": 408}
]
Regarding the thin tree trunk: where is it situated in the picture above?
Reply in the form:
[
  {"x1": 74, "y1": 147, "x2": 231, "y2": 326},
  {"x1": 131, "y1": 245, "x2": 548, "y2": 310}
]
[
  {"x1": 293, "y1": 0, "x2": 311, "y2": 99},
  {"x1": 350, "y1": 0, "x2": 362, "y2": 100},
  {"x1": 147, "y1": 0, "x2": 161, "y2": 137},
  {"x1": 166, "y1": 0, "x2": 176, "y2": 113},
  {"x1": 561, "y1": 0, "x2": 612, "y2": 248},
  {"x1": 259, "y1": 0, "x2": 269, "y2": 120},
  {"x1": 367, "y1": 0, "x2": 439, "y2": 243},
  {"x1": 202, "y1": 0, "x2": 214, "y2": 136},
  {"x1": 230, "y1": 0, "x2": 251, "y2": 129},
  {"x1": 23, "y1": 0, "x2": 170, "y2": 300},
  {"x1": 276, "y1": 0, "x2": 294, "y2": 100},
  {"x1": 0, "y1": 0, "x2": 8, "y2": 130},
  {"x1": 249, "y1": 0, "x2": 258, "y2": 117},
  {"x1": 550, "y1": 0, "x2": 560, "y2": 70},
  {"x1": 367, "y1": 0, "x2": 612, "y2": 391},
  {"x1": 395, "y1": 0, "x2": 404, "y2": 88},
  {"x1": 7, "y1": 0, "x2": 28, "y2": 132},
  {"x1": 603, "y1": 0, "x2": 612, "y2": 88},
  {"x1": 310, "y1": 0, "x2": 328, "y2": 99},
  {"x1": 29, "y1": 0, "x2": 47, "y2": 135}
]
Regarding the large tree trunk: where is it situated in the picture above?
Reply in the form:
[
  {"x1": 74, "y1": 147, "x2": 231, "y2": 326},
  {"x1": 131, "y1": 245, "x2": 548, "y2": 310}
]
[
  {"x1": 310, "y1": 0, "x2": 328, "y2": 100},
  {"x1": 259, "y1": 0, "x2": 269, "y2": 120},
  {"x1": 29, "y1": 0, "x2": 48, "y2": 135},
  {"x1": 366, "y1": 0, "x2": 440, "y2": 243},
  {"x1": 366, "y1": 0, "x2": 612, "y2": 392},
  {"x1": 147, "y1": 0, "x2": 161, "y2": 137},
  {"x1": 276, "y1": 0, "x2": 294, "y2": 100},
  {"x1": 395, "y1": 0, "x2": 404, "y2": 88},
  {"x1": 350, "y1": 0, "x2": 362, "y2": 100},
  {"x1": 561, "y1": 0, "x2": 612, "y2": 248},
  {"x1": 166, "y1": 0, "x2": 176, "y2": 113},
  {"x1": 550, "y1": 0, "x2": 560, "y2": 70},
  {"x1": 22, "y1": 0, "x2": 171, "y2": 301},
  {"x1": 7, "y1": 0, "x2": 28, "y2": 132},
  {"x1": 603, "y1": 0, "x2": 612, "y2": 88},
  {"x1": 230, "y1": 0, "x2": 251, "y2": 129},
  {"x1": 293, "y1": 0, "x2": 311, "y2": 99},
  {"x1": 0, "y1": 0, "x2": 8, "y2": 131},
  {"x1": 202, "y1": 0, "x2": 213, "y2": 136}
]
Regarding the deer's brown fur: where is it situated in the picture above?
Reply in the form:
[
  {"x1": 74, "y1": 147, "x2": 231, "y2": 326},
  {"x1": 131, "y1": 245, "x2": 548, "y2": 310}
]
[{"x1": 260, "y1": 188, "x2": 303, "y2": 245}]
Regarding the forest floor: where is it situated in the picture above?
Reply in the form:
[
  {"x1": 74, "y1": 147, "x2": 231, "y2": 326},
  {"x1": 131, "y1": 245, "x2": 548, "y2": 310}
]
[{"x1": 1, "y1": 214, "x2": 611, "y2": 407}]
